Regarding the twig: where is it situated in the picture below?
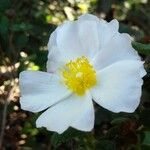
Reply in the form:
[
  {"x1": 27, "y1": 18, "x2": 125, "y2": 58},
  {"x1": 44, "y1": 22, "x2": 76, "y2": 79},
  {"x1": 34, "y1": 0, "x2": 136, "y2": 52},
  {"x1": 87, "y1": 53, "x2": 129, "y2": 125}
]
[
  {"x1": 0, "y1": 98, "x2": 9, "y2": 148},
  {"x1": 0, "y1": 82, "x2": 16, "y2": 148}
]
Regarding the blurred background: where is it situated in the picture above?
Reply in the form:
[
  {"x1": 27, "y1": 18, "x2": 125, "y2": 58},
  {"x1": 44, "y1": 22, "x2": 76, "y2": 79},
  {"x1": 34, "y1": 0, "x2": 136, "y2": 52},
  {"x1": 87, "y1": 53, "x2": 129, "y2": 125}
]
[{"x1": 0, "y1": 0, "x2": 150, "y2": 149}]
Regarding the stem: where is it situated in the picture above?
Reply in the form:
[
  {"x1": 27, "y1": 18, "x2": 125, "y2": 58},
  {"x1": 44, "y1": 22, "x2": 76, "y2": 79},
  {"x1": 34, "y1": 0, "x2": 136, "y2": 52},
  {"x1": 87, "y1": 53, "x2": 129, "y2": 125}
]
[
  {"x1": 0, "y1": 100, "x2": 9, "y2": 148},
  {"x1": 0, "y1": 85, "x2": 15, "y2": 148}
]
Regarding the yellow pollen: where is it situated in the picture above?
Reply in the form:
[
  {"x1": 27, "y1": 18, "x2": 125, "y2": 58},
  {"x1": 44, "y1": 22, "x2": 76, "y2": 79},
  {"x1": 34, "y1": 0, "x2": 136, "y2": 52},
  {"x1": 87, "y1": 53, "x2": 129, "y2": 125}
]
[{"x1": 61, "y1": 56, "x2": 97, "y2": 96}]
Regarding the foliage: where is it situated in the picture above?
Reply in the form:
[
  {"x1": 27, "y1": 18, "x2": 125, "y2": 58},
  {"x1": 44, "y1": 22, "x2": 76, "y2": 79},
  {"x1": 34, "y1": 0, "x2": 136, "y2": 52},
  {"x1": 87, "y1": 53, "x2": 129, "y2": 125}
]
[{"x1": 0, "y1": 0, "x2": 150, "y2": 149}]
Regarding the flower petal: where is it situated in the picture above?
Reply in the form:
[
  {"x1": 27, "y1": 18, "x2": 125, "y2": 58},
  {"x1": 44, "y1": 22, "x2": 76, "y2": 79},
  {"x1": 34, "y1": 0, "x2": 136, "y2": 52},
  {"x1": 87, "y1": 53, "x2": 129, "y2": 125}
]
[
  {"x1": 47, "y1": 29, "x2": 57, "y2": 53},
  {"x1": 49, "y1": 18, "x2": 101, "y2": 60},
  {"x1": 47, "y1": 30, "x2": 63, "y2": 73},
  {"x1": 93, "y1": 33, "x2": 140, "y2": 70},
  {"x1": 79, "y1": 14, "x2": 119, "y2": 47},
  {"x1": 19, "y1": 71, "x2": 71, "y2": 112},
  {"x1": 78, "y1": 13, "x2": 100, "y2": 22},
  {"x1": 98, "y1": 19, "x2": 119, "y2": 48},
  {"x1": 91, "y1": 60, "x2": 146, "y2": 113},
  {"x1": 47, "y1": 46, "x2": 65, "y2": 73},
  {"x1": 77, "y1": 19, "x2": 100, "y2": 59},
  {"x1": 55, "y1": 21, "x2": 85, "y2": 60},
  {"x1": 47, "y1": 14, "x2": 119, "y2": 73},
  {"x1": 46, "y1": 15, "x2": 99, "y2": 72},
  {"x1": 36, "y1": 92, "x2": 94, "y2": 134},
  {"x1": 47, "y1": 21, "x2": 84, "y2": 72}
]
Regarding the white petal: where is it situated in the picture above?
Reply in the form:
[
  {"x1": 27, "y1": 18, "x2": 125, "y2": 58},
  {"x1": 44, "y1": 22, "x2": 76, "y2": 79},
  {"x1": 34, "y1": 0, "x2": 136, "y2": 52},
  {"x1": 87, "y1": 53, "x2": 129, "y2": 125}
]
[
  {"x1": 47, "y1": 30, "x2": 57, "y2": 53},
  {"x1": 77, "y1": 19, "x2": 100, "y2": 59},
  {"x1": 56, "y1": 21, "x2": 85, "y2": 60},
  {"x1": 19, "y1": 71, "x2": 71, "y2": 112},
  {"x1": 50, "y1": 19, "x2": 101, "y2": 60},
  {"x1": 79, "y1": 16, "x2": 118, "y2": 49},
  {"x1": 97, "y1": 19, "x2": 119, "y2": 48},
  {"x1": 36, "y1": 92, "x2": 94, "y2": 134},
  {"x1": 91, "y1": 60, "x2": 146, "y2": 113},
  {"x1": 47, "y1": 21, "x2": 84, "y2": 72},
  {"x1": 47, "y1": 19, "x2": 99, "y2": 72},
  {"x1": 93, "y1": 33, "x2": 140, "y2": 70},
  {"x1": 78, "y1": 14, "x2": 119, "y2": 36},
  {"x1": 47, "y1": 14, "x2": 119, "y2": 72},
  {"x1": 78, "y1": 14, "x2": 119, "y2": 58},
  {"x1": 78, "y1": 13, "x2": 100, "y2": 22},
  {"x1": 47, "y1": 46, "x2": 65, "y2": 73},
  {"x1": 47, "y1": 28, "x2": 66, "y2": 73}
]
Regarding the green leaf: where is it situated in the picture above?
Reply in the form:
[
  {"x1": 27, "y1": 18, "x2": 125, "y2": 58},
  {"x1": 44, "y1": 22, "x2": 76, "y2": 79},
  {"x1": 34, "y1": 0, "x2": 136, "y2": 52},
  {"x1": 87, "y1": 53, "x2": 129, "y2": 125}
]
[
  {"x1": 141, "y1": 145, "x2": 150, "y2": 150},
  {"x1": 11, "y1": 23, "x2": 33, "y2": 32},
  {"x1": 106, "y1": 127, "x2": 119, "y2": 139},
  {"x1": 51, "y1": 128, "x2": 85, "y2": 147},
  {"x1": 95, "y1": 140, "x2": 116, "y2": 150},
  {"x1": 0, "y1": 0, "x2": 11, "y2": 12},
  {"x1": 111, "y1": 117, "x2": 128, "y2": 125},
  {"x1": 0, "y1": 15, "x2": 9, "y2": 50},
  {"x1": 119, "y1": 23, "x2": 144, "y2": 40},
  {"x1": 14, "y1": 33, "x2": 28, "y2": 48},
  {"x1": 142, "y1": 131, "x2": 150, "y2": 146},
  {"x1": 139, "y1": 109, "x2": 150, "y2": 127},
  {"x1": 95, "y1": 106, "x2": 112, "y2": 125},
  {"x1": 132, "y1": 41, "x2": 150, "y2": 55}
]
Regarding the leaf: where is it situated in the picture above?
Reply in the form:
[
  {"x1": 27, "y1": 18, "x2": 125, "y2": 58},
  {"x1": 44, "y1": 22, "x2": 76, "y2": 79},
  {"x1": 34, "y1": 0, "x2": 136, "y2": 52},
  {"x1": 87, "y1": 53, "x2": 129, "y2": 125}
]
[
  {"x1": 142, "y1": 131, "x2": 150, "y2": 146},
  {"x1": 141, "y1": 145, "x2": 150, "y2": 150},
  {"x1": 14, "y1": 33, "x2": 28, "y2": 48},
  {"x1": 139, "y1": 109, "x2": 150, "y2": 127},
  {"x1": 132, "y1": 41, "x2": 150, "y2": 55},
  {"x1": 0, "y1": 15, "x2": 9, "y2": 50},
  {"x1": 111, "y1": 117, "x2": 128, "y2": 125},
  {"x1": 51, "y1": 128, "x2": 85, "y2": 147},
  {"x1": 106, "y1": 126, "x2": 119, "y2": 139},
  {"x1": 11, "y1": 23, "x2": 33, "y2": 32},
  {"x1": 95, "y1": 106, "x2": 112, "y2": 125},
  {"x1": 95, "y1": 140, "x2": 116, "y2": 150},
  {"x1": 119, "y1": 23, "x2": 144, "y2": 40},
  {"x1": 34, "y1": 51, "x2": 48, "y2": 71},
  {"x1": 0, "y1": 0, "x2": 10, "y2": 12}
]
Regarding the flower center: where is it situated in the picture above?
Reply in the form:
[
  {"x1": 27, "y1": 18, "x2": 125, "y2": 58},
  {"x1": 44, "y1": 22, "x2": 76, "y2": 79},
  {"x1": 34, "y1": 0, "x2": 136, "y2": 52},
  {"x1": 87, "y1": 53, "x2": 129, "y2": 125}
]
[{"x1": 61, "y1": 56, "x2": 97, "y2": 96}]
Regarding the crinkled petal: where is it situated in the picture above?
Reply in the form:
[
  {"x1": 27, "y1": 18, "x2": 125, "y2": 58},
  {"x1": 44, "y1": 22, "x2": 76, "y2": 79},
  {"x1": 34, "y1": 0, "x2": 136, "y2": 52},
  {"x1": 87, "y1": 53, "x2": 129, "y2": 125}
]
[
  {"x1": 47, "y1": 21, "x2": 84, "y2": 72},
  {"x1": 47, "y1": 28, "x2": 65, "y2": 73},
  {"x1": 47, "y1": 14, "x2": 119, "y2": 73},
  {"x1": 36, "y1": 92, "x2": 94, "y2": 134},
  {"x1": 97, "y1": 19, "x2": 119, "y2": 48},
  {"x1": 78, "y1": 13, "x2": 100, "y2": 22},
  {"x1": 56, "y1": 21, "x2": 85, "y2": 60},
  {"x1": 47, "y1": 18, "x2": 100, "y2": 61},
  {"x1": 47, "y1": 46, "x2": 65, "y2": 73},
  {"x1": 47, "y1": 30, "x2": 57, "y2": 53},
  {"x1": 79, "y1": 14, "x2": 119, "y2": 49},
  {"x1": 91, "y1": 60, "x2": 146, "y2": 113},
  {"x1": 19, "y1": 71, "x2": 71, "y2": 112},
  {"x1": 93, "y1": 33, "x2": 140, "y2": 70},
  {"x1": 77, "y1": 19, "x2": 100, "y2": 59}
]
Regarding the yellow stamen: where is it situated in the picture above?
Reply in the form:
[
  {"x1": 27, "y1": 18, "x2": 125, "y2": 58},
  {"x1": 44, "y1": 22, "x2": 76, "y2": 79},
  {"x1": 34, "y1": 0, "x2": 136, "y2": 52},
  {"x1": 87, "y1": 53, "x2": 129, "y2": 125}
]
[{"x1": 61, "y1": 56, "x2": 97, "y2": 96}]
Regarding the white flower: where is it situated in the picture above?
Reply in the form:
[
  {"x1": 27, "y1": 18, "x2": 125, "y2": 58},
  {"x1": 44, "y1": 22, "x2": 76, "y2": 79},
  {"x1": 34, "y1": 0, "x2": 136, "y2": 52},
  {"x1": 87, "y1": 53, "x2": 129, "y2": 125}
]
[{"x1": 19, "y1": 14, "x2": 146, "y2": 134}]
